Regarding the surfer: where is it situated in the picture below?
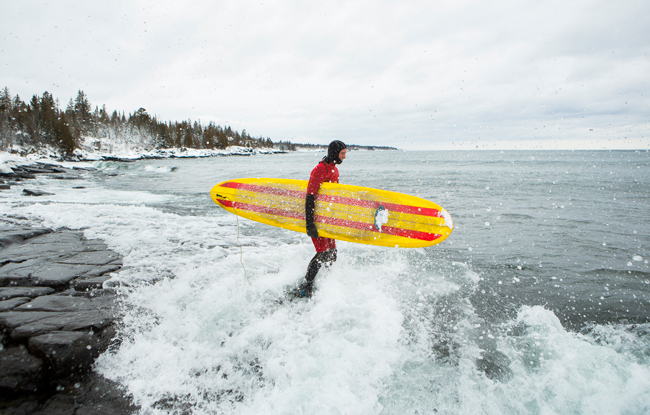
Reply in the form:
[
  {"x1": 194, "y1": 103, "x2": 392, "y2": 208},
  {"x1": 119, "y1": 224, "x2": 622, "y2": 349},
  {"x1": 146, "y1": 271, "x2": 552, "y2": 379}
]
[{"x1": 293, "y1": 140, "x2": 347, "y2": 298}]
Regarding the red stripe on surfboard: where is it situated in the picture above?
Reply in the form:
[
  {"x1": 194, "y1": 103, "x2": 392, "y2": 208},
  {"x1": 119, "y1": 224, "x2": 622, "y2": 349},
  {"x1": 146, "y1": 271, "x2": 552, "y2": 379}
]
[
  {"x1": 217, "y1": 199, "x2": 305, "y2": 220},
  {"x1": 216, "y1": 199, "x2": 442, "y2": 242},
  {"x1": 318, "y1": 194, "x2": 442, "y2": 218},
  {"x1": 219, "y1": 181, "x2": 442, "y2": 218},
  {"x1": 315, "y1": 215, "x2": 442, "y2": 242},
  {"x1": 381, "y1": 226, "x2": 441, "y2": 242},
  {"x1": 220, "y1": 181, "x2": 305, "y2": 199}
]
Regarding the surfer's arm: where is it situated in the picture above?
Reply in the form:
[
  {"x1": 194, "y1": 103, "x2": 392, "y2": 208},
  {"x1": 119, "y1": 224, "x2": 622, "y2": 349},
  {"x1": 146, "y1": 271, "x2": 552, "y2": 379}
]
[
  {"x1": 305, "y1": 164, "x2": 326, "y2": 238},
  {"x1": 305, "y1": 194, "x2": 318, "y2": 238}
]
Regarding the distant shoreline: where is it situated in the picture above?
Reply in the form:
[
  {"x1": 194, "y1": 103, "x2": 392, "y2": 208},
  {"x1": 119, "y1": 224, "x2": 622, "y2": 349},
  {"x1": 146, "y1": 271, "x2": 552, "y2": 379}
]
[
  {"x1": 0, "y1": 144, "x2": 400, "y2": 165},
  {"x1": 281, "y1": 143, "x2": 400, "y2": 152},
  {"x1": 5, "y1": 146, "x2": 640, "y2": 168}
]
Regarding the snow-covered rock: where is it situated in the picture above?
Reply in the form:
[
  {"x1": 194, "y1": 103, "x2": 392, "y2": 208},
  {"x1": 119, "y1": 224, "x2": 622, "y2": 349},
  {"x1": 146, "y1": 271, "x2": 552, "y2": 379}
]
[{"x1": 1, "y1": 144, "x2": 287, "y2": 166}]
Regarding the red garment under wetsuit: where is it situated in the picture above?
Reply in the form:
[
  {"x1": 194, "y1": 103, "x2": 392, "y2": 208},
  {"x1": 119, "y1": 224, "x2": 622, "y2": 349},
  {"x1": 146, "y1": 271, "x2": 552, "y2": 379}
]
[{"x1": 307, "y1": 161, "x2": 339, "y2": 253}]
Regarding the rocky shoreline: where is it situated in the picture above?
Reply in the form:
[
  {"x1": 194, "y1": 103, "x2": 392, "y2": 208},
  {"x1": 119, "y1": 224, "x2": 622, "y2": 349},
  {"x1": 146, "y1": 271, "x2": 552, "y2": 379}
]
[
  {"x1": 2, "y1": 145, "x2": 287, "y2": 165},
  {"x1": 0, "y1": 165, "x2": 137, "y2": 414}
]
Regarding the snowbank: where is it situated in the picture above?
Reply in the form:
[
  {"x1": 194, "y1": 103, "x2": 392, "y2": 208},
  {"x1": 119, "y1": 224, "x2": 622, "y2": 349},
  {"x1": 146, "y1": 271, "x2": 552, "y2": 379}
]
[{"x1": 0, "y1": 144, "x2": 287, "y2": 168}]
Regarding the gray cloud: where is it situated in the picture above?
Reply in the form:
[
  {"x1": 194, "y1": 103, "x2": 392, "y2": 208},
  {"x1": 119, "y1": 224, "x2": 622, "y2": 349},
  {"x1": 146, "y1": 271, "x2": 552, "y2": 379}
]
[{"x1": 2, "y1": 0, "x2": 648, "y2": 149}]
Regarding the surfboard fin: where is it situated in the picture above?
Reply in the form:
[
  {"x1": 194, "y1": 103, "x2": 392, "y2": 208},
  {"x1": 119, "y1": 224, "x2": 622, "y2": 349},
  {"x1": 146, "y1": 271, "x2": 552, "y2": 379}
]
[{"x1": 374, "y1": 205, "x2": 389, "y2": 231}]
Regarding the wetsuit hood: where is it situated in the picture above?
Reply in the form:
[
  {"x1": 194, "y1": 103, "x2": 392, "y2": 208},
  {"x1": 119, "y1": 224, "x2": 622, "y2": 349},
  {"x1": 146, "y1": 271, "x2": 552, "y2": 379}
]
[{"x1": 323, "y1": 140, "x2": 347, "y2": 164}]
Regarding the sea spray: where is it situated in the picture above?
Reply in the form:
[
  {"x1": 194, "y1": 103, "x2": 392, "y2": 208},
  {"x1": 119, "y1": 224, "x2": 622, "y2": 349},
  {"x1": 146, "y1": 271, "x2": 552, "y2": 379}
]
[{"x1": 1, "y1": 150, "x2": 649, "y2": 414}]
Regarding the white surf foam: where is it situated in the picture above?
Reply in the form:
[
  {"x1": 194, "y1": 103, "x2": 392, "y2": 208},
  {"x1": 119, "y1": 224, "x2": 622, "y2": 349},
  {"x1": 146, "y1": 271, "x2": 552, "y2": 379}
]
[{"x1": 2, "y1": 188, "x2": 649, "y2": 415}]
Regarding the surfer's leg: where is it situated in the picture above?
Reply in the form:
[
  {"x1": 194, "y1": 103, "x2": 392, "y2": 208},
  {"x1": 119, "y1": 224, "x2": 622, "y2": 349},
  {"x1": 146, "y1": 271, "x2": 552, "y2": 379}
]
[
  {"x1": 306, "y1": 246, "x2": 337, "y2": 281},
  {"x1": 289, "y1": 254, "x2": 320, "y2": 298},
  {"x1": 302, "y1": 248, "x2": 336, "y2": 288},
  {"x1": 305, "y1": 251, "x2": 325, "y2": 283},
  {"x1": 291, "y1": 248, "x2": 332, "y2": 298},
  {"x1": 293, "y1": 238, "x2": 338, "y2": 298},
  {"x1": 320, "y1": 248, "x2": 337, "y2": 270}
]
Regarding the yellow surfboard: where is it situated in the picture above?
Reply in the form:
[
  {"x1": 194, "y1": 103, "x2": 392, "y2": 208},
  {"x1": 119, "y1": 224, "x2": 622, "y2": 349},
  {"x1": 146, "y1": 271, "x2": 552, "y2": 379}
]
[{"x1": 210, "y1": 178, "x2": 453, "y2": 248}]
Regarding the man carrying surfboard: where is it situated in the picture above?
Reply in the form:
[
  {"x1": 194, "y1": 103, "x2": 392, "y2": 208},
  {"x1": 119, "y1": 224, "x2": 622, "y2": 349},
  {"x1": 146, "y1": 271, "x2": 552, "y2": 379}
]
[{"x1": 291, "y1": 140, "x2": 347, "y2": 298}]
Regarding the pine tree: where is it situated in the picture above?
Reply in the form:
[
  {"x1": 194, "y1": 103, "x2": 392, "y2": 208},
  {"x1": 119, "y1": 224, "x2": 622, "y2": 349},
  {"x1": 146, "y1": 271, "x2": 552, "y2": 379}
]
[
  {"x1": 1, "y1": 87, "x2": 274, "y2": 153},
  {"x1": 39, "y1": 92, "x2": 58, "y2": 144},
  {"x1": 218, "y1": 127, "x2": 228, "y2": 149},
  {"x1": 74, "y1": 90, "x2": 92, "y2": 133},
  {"x1": 65, "y1": 98, "x2": 75, "y2": 121},
  {"x1": 54, "y1": 112, "x2": 76, "y2": 155},
  {"x1": 0, "y1": 87, "x2": 11, "y2": 149},
  {"x1": 131, "y1": 108, "x2": 150, "y2": 129},
  {"x1": 111, "y1": 110, "x2": 119, "y2": 124},
  {"x1": 0, "y1": 87, "x2": 11, "y2": 112}
]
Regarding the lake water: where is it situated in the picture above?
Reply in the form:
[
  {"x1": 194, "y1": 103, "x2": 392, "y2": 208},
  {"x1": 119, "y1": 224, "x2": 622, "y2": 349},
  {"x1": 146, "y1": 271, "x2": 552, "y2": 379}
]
[{"x1": 2, "y1": 150, "x2": 649, "y2": 414}]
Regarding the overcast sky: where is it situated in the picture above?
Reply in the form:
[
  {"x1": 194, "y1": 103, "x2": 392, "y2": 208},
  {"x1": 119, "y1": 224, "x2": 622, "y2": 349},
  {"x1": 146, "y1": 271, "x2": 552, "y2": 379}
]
[{"x1": 2, "y1": 0, "x2": 649, "y2": 150}]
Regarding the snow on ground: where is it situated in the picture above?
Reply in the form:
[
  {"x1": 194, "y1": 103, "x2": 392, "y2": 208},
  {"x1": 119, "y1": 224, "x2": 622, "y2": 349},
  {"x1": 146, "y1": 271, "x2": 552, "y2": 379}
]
[{"x1": 0, "y1": 144, "x2": 286, "y2": 171}]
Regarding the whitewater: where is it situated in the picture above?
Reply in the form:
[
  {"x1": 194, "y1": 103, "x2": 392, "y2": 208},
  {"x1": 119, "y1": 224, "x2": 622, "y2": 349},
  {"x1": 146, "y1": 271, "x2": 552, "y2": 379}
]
[{"x1": 1, "y1": 150, "x2": 649, "y2": 414}]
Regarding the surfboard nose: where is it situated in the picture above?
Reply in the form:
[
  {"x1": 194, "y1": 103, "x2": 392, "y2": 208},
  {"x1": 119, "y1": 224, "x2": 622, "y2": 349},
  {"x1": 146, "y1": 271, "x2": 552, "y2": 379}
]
[{"x1": 210, "y1": 182, "x2": 238, "y2": 206}]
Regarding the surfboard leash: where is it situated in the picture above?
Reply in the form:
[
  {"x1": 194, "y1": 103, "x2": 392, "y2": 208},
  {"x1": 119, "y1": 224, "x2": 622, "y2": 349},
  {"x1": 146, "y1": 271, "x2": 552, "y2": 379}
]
[{"x1": 236, "y1": 214, "x2": 252, "y2": 286}]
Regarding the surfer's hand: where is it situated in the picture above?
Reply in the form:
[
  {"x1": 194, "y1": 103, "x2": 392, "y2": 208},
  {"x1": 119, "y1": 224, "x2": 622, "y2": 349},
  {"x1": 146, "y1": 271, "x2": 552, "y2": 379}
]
[{"x1": 306, "y1": 223, "x2": 319, "y2": 238}]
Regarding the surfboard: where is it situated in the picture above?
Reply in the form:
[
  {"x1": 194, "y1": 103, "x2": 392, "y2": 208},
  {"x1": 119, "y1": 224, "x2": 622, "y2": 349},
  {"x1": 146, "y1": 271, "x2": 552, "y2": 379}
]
[{"x1": 210, "y1": 178, "x2": 453, "y2": 248}]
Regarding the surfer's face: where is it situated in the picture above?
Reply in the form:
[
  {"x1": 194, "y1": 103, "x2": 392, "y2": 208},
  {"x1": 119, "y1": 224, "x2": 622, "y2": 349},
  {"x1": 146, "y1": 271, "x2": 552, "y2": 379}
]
[{"x1": 339, "y1": 149, "x2": 347, "y2": 160}]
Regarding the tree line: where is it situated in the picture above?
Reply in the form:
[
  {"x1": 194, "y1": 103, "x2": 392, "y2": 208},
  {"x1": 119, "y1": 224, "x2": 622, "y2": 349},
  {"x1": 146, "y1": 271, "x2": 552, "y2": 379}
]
[{"x1": 0, "y1": 88, "x2": 274, "y2": 156}]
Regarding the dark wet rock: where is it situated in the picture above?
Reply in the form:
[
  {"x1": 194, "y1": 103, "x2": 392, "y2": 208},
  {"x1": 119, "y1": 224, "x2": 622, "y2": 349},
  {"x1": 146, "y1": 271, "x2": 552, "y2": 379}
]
[
  {"x1": 4, "y1": 309, "x2": 114, "y2": 341},
  {"x1": 14, "y1": 295, "x2": 95, "y2": 312},
  {"x1": 0, "y1": 224, "x2": 132, "y2": 412},
  {"x1": 80, "y1": 263, "x2": 121, "y2": 278},
  {"x1": 50, "y1": 174, "x2": 82, "y2": 180},
  {"x1": 0, "y1": 227, "x2": 52, "y2": 249},
  {"x1": 27, "y1": 231, "x2": 84, "y2": 246},
  {"x1": 0, "y1": 297, "x2": 32, "y2": 311},
  {"x1": 81, "y1": 239, "x2": 110, "y2": 251},
  {"x1": 0, "y1": 259, "x2": 47, "y2": 286},
  {"x1": 17, "y1": 165, "x2": 66, "y2": 175},
  {"x1": 0, "y1": 311, "x2": 61, "y2": 329},
  {"x1": 57, "y1": 251, "x2": 121, "y2": 266},
  {"x1": 1, "y1": 372, "x2": 138, "y2": 415},
  {"x1": 22, "y1": 189, "x2": 55, "y2": 197},
  {"x1": 1, "y1": 400, "x2": 40, "y2": 415},
  {"x1": 0, "y1": 345, "x2": 45, "y2": 392},
  {"x1": 73, "y1": 276, "x2": 113, "y2": 291},
  {"x1": 0, "y1": 287, "x2": 55, "y2": 301},
  {"x1": 0, "y1": 229, "x2": 122, "y2": 289},
  {"x1": 30, "y1": 264, "x2": 97, "y2": 287},
  {"x1": 0, "y1": 233, "x2": 85, "y2": 264},
  {"x1": 28, "y1": 331, "x2": 100, "y2": 377},
  {"x1": 9, "y1": 172, "x2": 36, "y2": 180},
  {"x1": 29, "y1": 399, "x2": 77, "y2": 415}
]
